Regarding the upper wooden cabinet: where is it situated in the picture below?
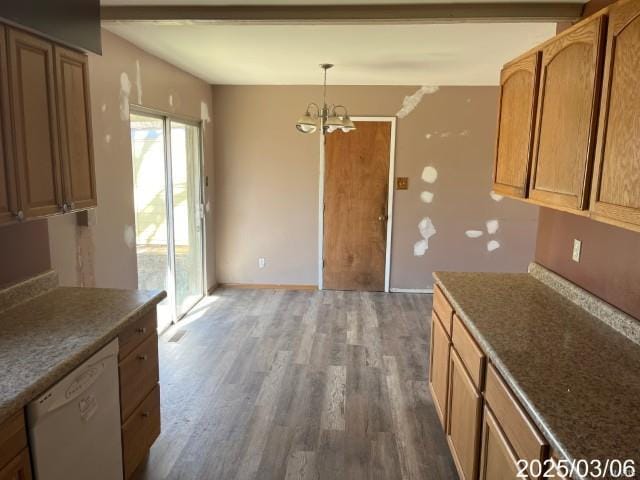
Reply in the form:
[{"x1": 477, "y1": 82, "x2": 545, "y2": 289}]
[
  {"x1": 0, "y1": 24, "x2": 96, "y2": 225},
  {"x1": 0, "y1": 25, "x2": 18, "y2": 225},
  {"x1": 529, "y1": 14, "x2": 607, "y2": 212},
  {"x1": 493, "y1": 52, "x2": 541, "y2": 198},
  {"x1": 8, "y1": 28, "x2": 64, "y2": 219},
  {"x1": 590, "y1": 0, "x2": 640, "y2": 231},
  {"x1": 55, "y1": 46, "x2": 97, "y2": 211}
]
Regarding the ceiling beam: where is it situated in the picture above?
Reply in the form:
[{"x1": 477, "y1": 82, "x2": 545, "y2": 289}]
[{"x1": 101, "y1": 3, "x2": 583, "y2": 24}]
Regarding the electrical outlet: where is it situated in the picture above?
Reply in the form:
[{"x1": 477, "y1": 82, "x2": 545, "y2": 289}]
[
  {"x1": 572, "y1": 239, "x2": 582, "y2": 263},
  {"x1": 258, "y1": 257, "x2": 266, "y2": 269}
]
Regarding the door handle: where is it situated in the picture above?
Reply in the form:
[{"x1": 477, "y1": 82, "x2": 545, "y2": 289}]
[{"x1": 378, "y1": 215, "x2": 388, "y2": 222}]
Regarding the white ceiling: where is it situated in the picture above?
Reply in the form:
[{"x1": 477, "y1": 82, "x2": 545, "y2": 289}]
[{"x1": 104, "y1": 22, "x2": 557, "y2": 85}]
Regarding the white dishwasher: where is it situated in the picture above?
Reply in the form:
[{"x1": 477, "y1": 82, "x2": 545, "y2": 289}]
[{"x1": 27, "y1": 338, "x2": 123, "y2": 480}]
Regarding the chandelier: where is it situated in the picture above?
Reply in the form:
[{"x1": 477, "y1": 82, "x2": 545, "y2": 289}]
[{"x1": 295, "y1": 64, "x2": 356, "y2": 134}]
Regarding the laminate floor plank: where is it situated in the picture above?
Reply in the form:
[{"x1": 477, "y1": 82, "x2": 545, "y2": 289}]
[{"x1": 136, "y1": 288, "x2": 456, "y2": 480}]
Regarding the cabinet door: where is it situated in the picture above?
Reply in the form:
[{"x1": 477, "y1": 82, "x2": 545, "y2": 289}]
[
  {"x1": 479, "y1": 407, "x2": 522, "y2": 480},
  {"x1": 493, "y1": 52, "x2": 541, "y2": 198},
  {"x1": 590, "y1": 0, "x2": 640, "y2": 231},
  {"x1": 55, "y1": 46, "x2": 97, "y2": 211},
  {"x1": 529, "y1": 15, "x2": 606, "y2": 211},
  {"x1": 0, "y1": 449, "x2": 32, "y2": 480},
  {"x1": 8, "y1": 28, "x2": 63, "y2": 218},
  {"x1": 429, "y1": 312, "x2": 450, "y2": 428},
  {"x1": 0, "y1": 25, "x2": 18, "y2": 225},
  {"x1": 447, "y1": 348, "x2": 482, "y2": 480}
]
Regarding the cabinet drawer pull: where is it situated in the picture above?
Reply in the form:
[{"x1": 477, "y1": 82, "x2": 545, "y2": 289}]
[
  {"x1": 137, "y1": 354, "x2": 148, "y2": 361},
  {"x1": 141, "y1": 411, "x2": 150, "y2": 418},
  {"x1": 136, "y1": 327, "x2": 147, "y2": 334}
]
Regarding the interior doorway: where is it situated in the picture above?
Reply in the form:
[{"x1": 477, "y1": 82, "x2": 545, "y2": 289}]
[
  {"x1": 130, "y1": 110, "x2": 205, "y2": 331},
  {"x1": 321, "y1": 118, "x2": 396, "y2": 292}
]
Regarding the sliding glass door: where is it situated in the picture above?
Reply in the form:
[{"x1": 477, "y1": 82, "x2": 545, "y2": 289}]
[
  {"x1": 130, "y1": 111, "x2": 204, "y2": 330},
  {"x1": 170, "y1": 121, "x2": 204, "y2": 318}
]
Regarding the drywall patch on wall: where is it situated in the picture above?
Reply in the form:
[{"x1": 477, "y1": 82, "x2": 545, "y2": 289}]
[
  {"x1": 135, "y1": 59, "x2": 143, "y2": 104},
  {"x1": 201, "y1": 101, "x2": 210, "y2": 123},
  {"x1": 465, "y1": 230, "x2": 484, "y2": 238},
  {"x1": 421, "y1": 166, "x2": 438, "y2": 184},
  {"x1": 490, "y1": 190, "x2": 504, "y2": 202},
  {"x1": 487, "y1": 240, "x2": 501, "y2": 252},
  {"x1": 420, "y1": 191, "x2": 434, "y2": 204},
  {"x1": 397, "y1": 86, "x2": 439, "y2": 119},
  {"x1": 76, "y1": 225, "x2": 95, "y2": 287},
  {"x1": 414, "y1": 217, "x2": 436, "y2": 256},
  {"x1": 124, "y1": 225, "x2": 135, "y2": 249},
  {"x1": 486, "y1": 219, "x2": 499, "y2": 234},
  {"x1": 119, "y1": 72, "x2": 132, "y2": 121}
]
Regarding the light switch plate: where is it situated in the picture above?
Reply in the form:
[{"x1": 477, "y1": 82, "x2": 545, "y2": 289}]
[
  {"x1": 572, "y1": 239, "x2": 581, "y2": 263},
  {"x1": 396, "y1": 177, "x2": 409, "y2": 190},
  {"x1": 258, "y1": 257, "x2": 266, "y2": 269}
]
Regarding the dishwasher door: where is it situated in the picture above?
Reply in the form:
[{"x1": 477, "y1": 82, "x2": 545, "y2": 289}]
[{"x1": 27, "y1": 338, "x2": 123, "y2": 480}]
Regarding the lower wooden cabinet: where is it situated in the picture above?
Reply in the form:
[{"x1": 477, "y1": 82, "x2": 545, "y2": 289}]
[
  {"x1": 118, "y1": 310, "x2": 161, "y2": 479},
  {"x1": 0, "y1": 449, "x2": 32, "y2": 480},
  {"x1": 479, "y1": 406, "x2": 521, "y2": 480},
  {"x1": 0, "y1": 412, "x2": 31, "y2": 480},
  {"x1": 122, "y1": 385, "x2": 161, "y2": 479},
  {"x1": 429, "y1": 312, "x2": 450, "y2": 427},
  {"x1": 447, "y1": 348, "x2": 483, "y2": 480},
  {"x1": 430, "y1": 283, "x2": 550, "y2": 480}
]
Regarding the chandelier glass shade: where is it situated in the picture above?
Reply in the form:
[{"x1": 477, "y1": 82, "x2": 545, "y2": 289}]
[{"x1": 296, "y1": 64, "x2": 356, "y2": 134}]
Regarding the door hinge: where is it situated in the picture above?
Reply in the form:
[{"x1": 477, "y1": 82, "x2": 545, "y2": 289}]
[{"x1": 322, "y1": 259, "x2": 326, "y2": 269}]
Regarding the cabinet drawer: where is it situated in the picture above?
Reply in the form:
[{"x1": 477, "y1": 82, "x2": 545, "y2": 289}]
[
  {"x1": 433, "y1": 284, "x2": 454, "y2": 336},
  {"x1": 119, "y1": 309, "x2": 157, "y2": 360},
  {"x1": 0, "y1": 411, "x2": 27, "y2": 470},
  {"x1": 119, "y1": 333, "x2": 159, "y2": 421},
  {"x1": 485, "y1": 364, "x2": 547, "y2": 469},
  {"x1": 452, "y1": 314, "x2": 485, "y2": 389},
  {"x1": 0, "y1": 448, "x2": 32, "y2": 480},
  {"x1": 122, "y1": 384, "x2": 161, "y2": 480}
]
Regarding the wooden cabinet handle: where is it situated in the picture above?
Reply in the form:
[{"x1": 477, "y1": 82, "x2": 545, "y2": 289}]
[{"x1": 137, "y1": 354, "x2": 148, "y2": 361}]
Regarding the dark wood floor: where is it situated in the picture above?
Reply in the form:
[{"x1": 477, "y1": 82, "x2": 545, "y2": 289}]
[{"x1": 137, "y1": 288, "x2": 457, "y2": 480}]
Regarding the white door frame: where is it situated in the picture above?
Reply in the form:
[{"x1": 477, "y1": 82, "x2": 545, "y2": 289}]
[{"x1": 318, "y1": 116, "x2": 397, "y2": 292}]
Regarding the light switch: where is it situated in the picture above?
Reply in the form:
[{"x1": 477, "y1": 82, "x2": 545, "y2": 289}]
[
  {"x1": 396, "y1": 177, "x2": 409, "y2": 190},
  {"x1": 572, "y1": 239, "x2": 581, "y2": 263}
]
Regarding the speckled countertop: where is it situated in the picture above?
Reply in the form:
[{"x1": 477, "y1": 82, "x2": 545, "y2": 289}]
[
  {"x1": 0, "y1": 277, "x2": 165, "y2": 425},
  {"x1": 434, "y1": 270, "x2": 640, "y2": 470}
]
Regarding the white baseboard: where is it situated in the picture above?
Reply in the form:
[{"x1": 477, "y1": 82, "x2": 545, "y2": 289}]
[{"x1": 390, "y1": 288, "x2": 434, "y2": 294}]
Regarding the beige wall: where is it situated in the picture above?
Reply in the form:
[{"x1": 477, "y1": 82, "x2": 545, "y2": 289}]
[
  {"x1": 49, "y1": 30, "x2": 215, "y2": 290},
  {"x1": 213, "y1": 85, "x2": 538, "y2": 289}
]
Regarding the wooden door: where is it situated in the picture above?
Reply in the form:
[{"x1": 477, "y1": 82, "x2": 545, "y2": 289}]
[
  {"x1": 447, "y1": 348, "x2": 482, "y2": 480},
  {"x1": 429, "y1": 312, "x2": 451, "y2": 428},
  {"x1": 8, "y1": 28, "x2": 63, "y2": 218},
  {"x1": 529, "y1": 15, "x2": 606, "y2": 211},
  {"x1": 493, "y1": 51, "x2": 541, "y2": 198},
  {"x1": 0, "y1": 25, "x2": 18, "y2": 225},
  {"x1": 479, "y1": 407, "x2": 522, "y2": 480},
  {"x1": 0, "y1": 450, "x2": 32, "y2": 480},
  {"x1": 323, "y1": 121, "x2": 391, "y2": 291},
  {"x1": 590, "y1": 0, "x2": 640, "y2": 231},
  {"x1": 55, "y1": 46, "x2": 97, "y2": 211}
]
